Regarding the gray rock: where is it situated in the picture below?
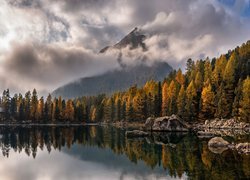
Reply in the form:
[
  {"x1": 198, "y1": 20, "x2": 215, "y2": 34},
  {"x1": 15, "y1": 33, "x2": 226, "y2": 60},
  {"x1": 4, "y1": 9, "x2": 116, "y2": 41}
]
[
  {"x1": 197, "y1": 131, "x2": 215, "y2": 139},
  {"x1": 235, "y1": 143, "x2": 250, "y2": 154},
  {"x1": 125, "y1": 130, "x2": 149, "y2": 138},
  {"x1": 145, "y1": 117, "x2": 155, "y2": 131},
  {"x1": 208, "y1": 137, "x2": 230, "y2": 147},
  {"x1": 151, "y1": 115, "x2": 189, "y2": 132},
  {"x1": 205, "y1": 118, "x2": 249, "y2": 129},
  {"x1": 208, "y1": 137, "x2": 230, "y2": 154}
]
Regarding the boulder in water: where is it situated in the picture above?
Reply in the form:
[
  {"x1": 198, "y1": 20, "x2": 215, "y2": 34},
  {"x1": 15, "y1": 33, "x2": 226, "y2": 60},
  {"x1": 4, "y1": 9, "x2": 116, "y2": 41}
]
[
  {"x1": 208, "y1": 137, "x2": 230, "y2": 154},
  {"x1": 151, "y1": 115, "x2": 189, "y2": 132}
]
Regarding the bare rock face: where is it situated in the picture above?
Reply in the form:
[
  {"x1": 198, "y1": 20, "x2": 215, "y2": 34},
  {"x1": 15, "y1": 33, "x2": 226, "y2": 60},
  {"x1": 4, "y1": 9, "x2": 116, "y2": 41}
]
[
  {"x1": 146, "y1": 115, "x2": 189, "y2": 132},
  {"x1": 125, "y1": 130, "x2": 149, "y2": 138}
]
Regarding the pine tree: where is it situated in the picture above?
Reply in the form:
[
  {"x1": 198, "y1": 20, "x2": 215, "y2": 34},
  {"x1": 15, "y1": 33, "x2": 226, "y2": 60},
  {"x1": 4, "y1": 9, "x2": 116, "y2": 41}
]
[
  {"x1": 10, "y1": 94, "x2": 18, "y2": 119},
  {"x1": 54, "y1": 98, "x2": 60, "y2": 121},
  {"x1": 31, "y1": 89, "x2": 38, "y2": 121},
  {"x1": 24, "y1": 91, "x2": 31, "y2": 120},
  {"x1": 46, "y1": 94, "x2": 53, "y2": 121},
  {"x1": 37, "y1": 97, "x2": 44, "y2": 121},
  {"x1": 2, "y1": 89, "x2": 11, "y2": 118}
]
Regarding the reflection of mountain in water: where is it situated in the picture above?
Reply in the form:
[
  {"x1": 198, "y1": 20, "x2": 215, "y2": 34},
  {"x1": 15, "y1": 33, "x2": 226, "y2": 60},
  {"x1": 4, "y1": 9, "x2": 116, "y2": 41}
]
[
  {"x1": 62, "y1": 144, "x2": 166, "y2": 178},
  {"x1": 0, "y1": 125, "x2": 249, "y2": 179}
]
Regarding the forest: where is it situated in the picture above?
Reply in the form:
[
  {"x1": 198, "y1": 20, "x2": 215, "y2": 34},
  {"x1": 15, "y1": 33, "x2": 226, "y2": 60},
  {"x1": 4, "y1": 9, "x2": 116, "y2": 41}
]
[{"x1": 0, "y1": 41, "x2": 250, "y2": 124}]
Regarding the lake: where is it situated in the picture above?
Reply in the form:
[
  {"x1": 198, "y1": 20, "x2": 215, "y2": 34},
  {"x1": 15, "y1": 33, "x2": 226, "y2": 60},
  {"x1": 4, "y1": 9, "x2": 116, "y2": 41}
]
[{"x1": 0, "y1": 125, "x2": 249, "y2": 180}]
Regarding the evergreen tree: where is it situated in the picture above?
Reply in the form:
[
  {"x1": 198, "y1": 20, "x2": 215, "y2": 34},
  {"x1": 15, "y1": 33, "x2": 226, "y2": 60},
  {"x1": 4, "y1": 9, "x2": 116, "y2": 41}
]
[
  {"x1": 31, "y1": 89, "x2": 38, "y2": 121},
  {"x1": 2, "y1": 89, "x2": 10, "y2": 118},
  {"x1": 10, "y1": 94, "x2": 18, "y2": 119},
  {"x1": 24, "y1": 91, "x2": 31, "y2": 120},
  {"x1": 37, "y1": 97, "x2": 44, "y2": 121}
]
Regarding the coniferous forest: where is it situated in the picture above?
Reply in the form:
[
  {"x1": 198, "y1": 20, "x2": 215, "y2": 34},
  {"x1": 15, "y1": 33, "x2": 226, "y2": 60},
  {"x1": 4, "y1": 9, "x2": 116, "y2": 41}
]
[{"x1": 1, "y1": 41, "x2": 250, "y2": 124}]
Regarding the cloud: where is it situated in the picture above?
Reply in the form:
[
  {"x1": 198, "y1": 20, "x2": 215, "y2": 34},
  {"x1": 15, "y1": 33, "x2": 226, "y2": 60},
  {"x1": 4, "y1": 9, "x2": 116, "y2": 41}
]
[
  {"x1": 0, "y1": 0, "x2": 250, "y2": 94},
  {"x1": 1, "y1": 42, "x2": 119, "y2": 95}
]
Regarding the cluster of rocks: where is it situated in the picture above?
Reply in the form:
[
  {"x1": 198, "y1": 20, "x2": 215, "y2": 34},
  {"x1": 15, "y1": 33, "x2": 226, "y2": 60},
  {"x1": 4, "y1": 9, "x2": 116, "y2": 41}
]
[
  {"x1": 197, "y1": 129, "x2": 249, "y2": 138},
  {"x1": 126, "y1": 115, "x2": 189, "y2": 141},
  {"x1": 204, "y1": 118, "x2": 249, "y2": 129},
  {"x1": 145, "y1": 115, "x2": 189, "y2": 132},
  {"x1": 208, "y1": 137, "x2": 250, "y2": 154}
]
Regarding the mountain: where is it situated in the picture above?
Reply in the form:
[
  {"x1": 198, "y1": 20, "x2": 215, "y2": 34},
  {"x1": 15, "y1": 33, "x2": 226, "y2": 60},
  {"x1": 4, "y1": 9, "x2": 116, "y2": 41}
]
[
  {"x1": 100, "y1": 27, "x2": 147, "y2": 53},
  {"x1": 52, "y1": 28, "x2": 173, "y2": 98},
  {"x1": 52, "y1": 61, "x2": 172, "y2": 98}
]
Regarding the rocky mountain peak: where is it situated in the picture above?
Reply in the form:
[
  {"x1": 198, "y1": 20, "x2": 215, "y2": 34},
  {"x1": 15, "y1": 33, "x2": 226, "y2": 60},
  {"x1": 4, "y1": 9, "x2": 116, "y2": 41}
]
[{"x1": 100, "y1": 27, "x2": 147, "y2": 53}]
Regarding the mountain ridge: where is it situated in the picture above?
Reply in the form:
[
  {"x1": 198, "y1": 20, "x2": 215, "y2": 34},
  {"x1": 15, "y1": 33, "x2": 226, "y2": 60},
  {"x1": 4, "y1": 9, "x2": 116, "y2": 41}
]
[
  {"x1": 52, "y1": 27, "x2": 173, "y2": 98},
  {"x1": 52, "y1": 61, "x2": 172, "y2": 98}
]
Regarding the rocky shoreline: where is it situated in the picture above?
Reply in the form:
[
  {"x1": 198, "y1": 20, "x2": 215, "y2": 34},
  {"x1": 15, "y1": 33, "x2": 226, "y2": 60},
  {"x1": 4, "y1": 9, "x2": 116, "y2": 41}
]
[{"x1": 125, "y1": 115, "x2": 250, "y2": 154}]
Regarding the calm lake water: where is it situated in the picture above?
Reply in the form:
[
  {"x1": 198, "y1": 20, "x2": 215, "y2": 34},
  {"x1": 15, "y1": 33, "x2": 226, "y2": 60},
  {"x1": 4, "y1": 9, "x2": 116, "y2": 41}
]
[{"x1": 0, "y1": 125, "x2": 249, "y2": 180}]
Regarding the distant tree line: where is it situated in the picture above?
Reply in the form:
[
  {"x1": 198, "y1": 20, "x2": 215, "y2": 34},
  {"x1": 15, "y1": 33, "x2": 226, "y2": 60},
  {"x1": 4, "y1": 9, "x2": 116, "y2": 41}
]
[{"x1": 0, "y1": 41, "x2": 250, "y2": 123}]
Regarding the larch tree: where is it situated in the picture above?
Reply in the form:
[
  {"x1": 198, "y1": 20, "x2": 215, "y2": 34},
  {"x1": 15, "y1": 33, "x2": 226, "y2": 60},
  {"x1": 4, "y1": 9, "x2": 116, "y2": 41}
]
[
  {"x1": 185, "y1": 81, "x2": 197, "y2": 121},
  {"x1": 200, "y1": 81, "x2": 215, "y2": 120},
  {"x1": 162, "y1": 82, "x2": 169, "y2": 116},
  {"x1": 212, "y1": 55, "x2": 227, "y2": 88},
  {"x1": 168, "y1": 80, "x2": 177, "y2": 115},
  {"x1": 239, "y1": 77, "x2": 250, "y2": 122},
  {"x1": 177, "y1": 85, "x2": 186, "y2": 118},
  {"x1": 221, "y1": 52, "x2": 239, "y2": 118},
  {"x1": 175, "y1": 69, "x2": 185, "y2": 86}
]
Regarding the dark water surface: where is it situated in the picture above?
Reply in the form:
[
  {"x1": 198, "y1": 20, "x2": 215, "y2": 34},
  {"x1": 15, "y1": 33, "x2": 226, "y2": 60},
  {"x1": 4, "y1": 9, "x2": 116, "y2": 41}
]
[{"x1": 0, "y1": 125, "x2": 249, "y2": 180}]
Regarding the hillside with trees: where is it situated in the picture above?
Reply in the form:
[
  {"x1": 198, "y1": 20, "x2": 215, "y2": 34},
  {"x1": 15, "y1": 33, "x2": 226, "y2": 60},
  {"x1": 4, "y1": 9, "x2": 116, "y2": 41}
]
[{"x1": 0, "y1": 41, "x2": 250, "y2": 124}]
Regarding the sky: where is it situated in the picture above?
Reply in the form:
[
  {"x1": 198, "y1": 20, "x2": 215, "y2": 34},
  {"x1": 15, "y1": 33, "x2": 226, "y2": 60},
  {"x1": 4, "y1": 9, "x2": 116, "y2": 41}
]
[{"x1": 0, "y1": 0, "x2": 250, "y2": 95}]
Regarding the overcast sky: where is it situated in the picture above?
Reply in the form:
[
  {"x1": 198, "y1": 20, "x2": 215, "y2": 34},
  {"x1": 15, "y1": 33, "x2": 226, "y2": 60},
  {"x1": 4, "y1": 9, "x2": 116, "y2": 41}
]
[{"x1": 0, "y1": 0, "x2": 250, "y2": 95}]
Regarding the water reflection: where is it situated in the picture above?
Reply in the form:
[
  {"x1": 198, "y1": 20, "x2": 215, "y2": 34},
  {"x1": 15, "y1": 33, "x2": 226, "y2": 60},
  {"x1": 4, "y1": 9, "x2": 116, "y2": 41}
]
[{"x1": 0, "y1": 126, "x2": 249, "y2": 180}]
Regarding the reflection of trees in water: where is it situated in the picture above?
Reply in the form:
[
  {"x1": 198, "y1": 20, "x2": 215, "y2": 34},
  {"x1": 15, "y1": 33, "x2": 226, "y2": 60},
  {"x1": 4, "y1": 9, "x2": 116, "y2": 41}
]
[{"x1": 0, "y1": 126, "x2": 249, "y2": 179}]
